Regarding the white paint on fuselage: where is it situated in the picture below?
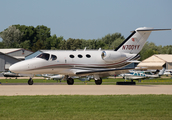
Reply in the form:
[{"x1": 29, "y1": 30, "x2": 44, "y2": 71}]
[{"x1": 9, "y1": 50, "x2": 136, "y2": 75}]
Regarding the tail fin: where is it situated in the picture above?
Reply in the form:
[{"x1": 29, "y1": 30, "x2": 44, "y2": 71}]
[
  {"x1": 159, "y1": 64, "x2": 166, "y2": 76},
  {"x1": 115, "y1": 27, "x2": 171, "y2": 54},
  {"x1": 159, "y1": 67, "x2": 166, "y2": 76}
]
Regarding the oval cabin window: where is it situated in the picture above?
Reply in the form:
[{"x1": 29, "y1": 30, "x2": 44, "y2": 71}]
[
  {"x1": 86, "y1": 54, "x2": 91, "y2": 58},
  {"x1": 69, "y1": 55, "x2": 75, "y2": 58},
  {"x1": 78, "y1": 54, "x2": 83, "y2": 58}
]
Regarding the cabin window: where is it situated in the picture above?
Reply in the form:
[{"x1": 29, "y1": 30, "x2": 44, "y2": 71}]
[
  {"x1": 134, "y1": 73, "x2": 137, "y2": 76},
  {"x1": 78, "y1": 54, "x2": 83, "y2": 58},
  {"x1": 51, "y1": 55, "x2": 57, "y2": 61},
  {"x1": 69, "y1": 55, "x2": 75, "y2": 58},
  {"x1": 86, "y1": 54, "x2": 91, "y2": 58},
  {"x1": 36, "y1": 53, "x2": 50, "y2": 60}
]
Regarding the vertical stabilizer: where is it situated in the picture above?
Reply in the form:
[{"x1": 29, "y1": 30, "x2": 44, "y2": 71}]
[{"x1": 115, "y1": 27, "x2": 171, "y2": 54}]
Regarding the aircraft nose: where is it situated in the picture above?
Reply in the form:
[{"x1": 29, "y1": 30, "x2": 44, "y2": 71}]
[
  {"x1": 9, "y1": 61, "x2": 26, "y2": 73},
  {"x1": 9, "y1": 63, "x2": 19, "y2": 73}
]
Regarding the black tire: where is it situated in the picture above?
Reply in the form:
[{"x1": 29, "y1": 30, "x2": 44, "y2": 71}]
[
  {"x1": 95, "y1": 78, "x2": 102, "y2": 85},
  {"x1": 67, "y1": 78, "x2": 74, "y2": 85},
  {"x1": 28, "y1": 78, "x2": 34, "y2": 85}
]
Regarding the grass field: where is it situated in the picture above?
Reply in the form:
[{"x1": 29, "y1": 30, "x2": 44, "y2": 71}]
[
  {"x1": 0, "y1": 77, "x2": 172, "y2": 119},
  {"x1": 0, "y1": 95, "x2": 172, "y2": 120},
  {"x1": 1, "y1": 77, "x2": 172, "y2": 85}
]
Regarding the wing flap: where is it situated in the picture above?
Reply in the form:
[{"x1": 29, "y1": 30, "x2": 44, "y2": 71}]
[{"x1": 59, "y1": 67, "x2": 135, "y2": 77}]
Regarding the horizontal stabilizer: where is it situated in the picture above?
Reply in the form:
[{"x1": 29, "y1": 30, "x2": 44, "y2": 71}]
[{"x1": 137, "y1": 29, "x2": 172, "y2": 31}]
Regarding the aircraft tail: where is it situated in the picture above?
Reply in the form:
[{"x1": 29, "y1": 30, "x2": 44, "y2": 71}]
[
  {"x1": 159, "y1": 64, "x2": 166, "y2": 76},
  {"x1": 115, "y1": 27, "x2": 171, "y2": 54}
]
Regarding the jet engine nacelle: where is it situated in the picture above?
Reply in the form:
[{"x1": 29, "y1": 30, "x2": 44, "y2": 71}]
[{"x1": 101, "y1": 51, "x2": 126, "y2": 62}]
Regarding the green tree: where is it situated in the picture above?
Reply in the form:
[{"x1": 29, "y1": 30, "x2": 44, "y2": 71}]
[
  {"x1": 95, "y1": 39, "x2": 106, "y2": 49},
  {"x1": 14, "y1": 25, "x2": 36, "y2": 44},
  {"x1": 0, "y1": 26, "x2": 22, "y2": 48},
  {"x1": 32, "y1": 40, "x2": 45, "y2": 52},
  {"x1": 59, "y1": 40, "x2": 67, "y2": 50},
  {"x1": 101, "y1": 33, "x2": 124, "y2": 49},
  {"x1": 142, "y1": 49, "x2": 158, "y2": 60},
  {"x1": 111, "y1": 38, "x2": 124, "y2": 50},
  {"x1": 140, "y1": 42, "x2": 158, "y2": 60},
  {"x1": 0, "y1": 42, "x2": 4, "y2": 48},
  {"x1": 35, "y1": 25, "x2": 51, "y2": 42},
  {"x1": 166, "y1": 46, "x2": 172, "y2": 54},
  {"x1": 86, "y1": 39, "x2": 97, "y2": 49},
  {"x1": 14, "y1": 24, "x2": 52, "y2": 51},
  {"x1": 157, "y1": 45, "x2": 163, "y2": 54},
  {"x1": 19, "y1": 40, "x2": 31, "y2": 50},
  {"x1": 79, "y1": 39, "x2": 88, "y2": 49},
  {"x1": 64, "y1": 38, "x2": 82, "y2": 50}
]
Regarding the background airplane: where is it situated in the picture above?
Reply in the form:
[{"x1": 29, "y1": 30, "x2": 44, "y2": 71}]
[
  {"x1": 42, "y1": 74, "x2": 64, "y2": 80},
  {"x1": 42, "y1": 74, "x2": 93, "y2": 83},
  {"x1": 9, "y1": 27, "x2": 171, "y2": 85},
  {"x1": 162, "y1": 69, "x2": 172, "y2": 76},
  {"x1": 1, "y1": 71, "x2": 23, "y2": 79},
  {"x1": 122, "y1": 67, "x2": 166, "y2": 82}
]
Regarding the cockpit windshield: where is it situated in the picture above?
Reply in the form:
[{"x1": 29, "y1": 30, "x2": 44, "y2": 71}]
[{"x1": 36, "y1": 53, "x2": 50, "y2": 60}]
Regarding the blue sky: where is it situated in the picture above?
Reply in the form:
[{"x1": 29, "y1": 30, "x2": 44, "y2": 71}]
[{"x1": 0, "y1": 0, "x2": 172, "y2": 46}]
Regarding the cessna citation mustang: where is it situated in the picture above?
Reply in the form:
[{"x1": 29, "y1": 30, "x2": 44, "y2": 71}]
[{"x1": 9, "y1": 27, "x2": 171, "y2": 85}]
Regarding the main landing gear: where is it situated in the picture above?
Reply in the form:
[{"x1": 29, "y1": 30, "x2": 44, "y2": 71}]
[
  {"x1": 67, "y1": 77, "x2": 74, "y2": 85},
  {"x1": 95, "y1": 78, "x2": 102, "y2": 85},
  {"x1": 28, "y1": 78, "x2": 34, "y2": 85}
]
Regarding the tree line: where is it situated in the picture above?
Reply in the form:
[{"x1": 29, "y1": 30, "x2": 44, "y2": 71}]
[{"x1": 0, "y1": 25, "x2": 172, "y2": 60}]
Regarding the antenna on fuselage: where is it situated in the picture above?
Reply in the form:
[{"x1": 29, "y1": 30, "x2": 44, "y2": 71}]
[
  {"x1": 98, "y1": 48, "x2": 101, "y2": 51},
  {"x1": 84, "y1": 47, "x2": 87, "y2": 51}
]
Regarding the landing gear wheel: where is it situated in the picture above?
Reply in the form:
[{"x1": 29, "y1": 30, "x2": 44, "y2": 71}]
[
  {"x1": 67, "y1": 78, "x2": 74, "y2": 85},
  {"x1": 28, "y1": 78, "x2": 33, "y2": 85},
  {"x1": 95, "y1": 78, "x2": 102, "y2": 85}
]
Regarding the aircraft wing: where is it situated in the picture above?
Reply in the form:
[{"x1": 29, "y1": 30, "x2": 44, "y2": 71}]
[
  {"x1": 59, "y1": 67, "x2": 135, "y2": 77},
  {"x1": 125, "y1": 76, "x2": 145, "y2": 80},
  {"x1": 125, "y1": 74, "x2": 159, "y2": 80}
]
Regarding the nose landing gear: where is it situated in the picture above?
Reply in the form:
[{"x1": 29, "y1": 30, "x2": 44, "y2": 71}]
[{"x1": 28, "y1": 78, "x2": 34, "y2": 85}]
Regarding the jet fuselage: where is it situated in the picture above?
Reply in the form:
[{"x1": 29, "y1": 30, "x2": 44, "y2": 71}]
[{"x1": 9, "y1": 50, "x2": 136, "y2": 75}]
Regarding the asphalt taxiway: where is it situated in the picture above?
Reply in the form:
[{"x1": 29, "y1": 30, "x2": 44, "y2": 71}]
[{"x1": 0, "y1": 85, "x2": 172, "y2": 96}]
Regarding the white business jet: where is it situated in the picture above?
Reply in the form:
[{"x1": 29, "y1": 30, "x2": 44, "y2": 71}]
[{"x1": 9, "y1": 27, "x2": 171, "y2": 85}]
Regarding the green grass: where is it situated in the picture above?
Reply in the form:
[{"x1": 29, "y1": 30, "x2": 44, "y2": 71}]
[
  {"x1": 1, "y1": 77, "x2": 172, "y2": 85},
  {"x1": 0, "y1": 79, "x2": 58, "y2": 83},
  {"x1": 0, "y1": 95, "x2": 172, "y2": 120}
]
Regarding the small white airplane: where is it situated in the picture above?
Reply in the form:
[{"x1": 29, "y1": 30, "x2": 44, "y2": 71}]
[
  {"x1": 162, "y1": 69, "x2": 172, "y2": 76},
  {"x1": 41, "y1": 74, "x2": 91, "y2": 82},
  {"x1": 1, "y1": 71, "x2": 22, "y2": 79},
  {"x1": 123, "y1": 67, "x2": 166, "y2": 82},
  {"x1": 9, "y1": 27, "x2": 171, "y2": 85}
]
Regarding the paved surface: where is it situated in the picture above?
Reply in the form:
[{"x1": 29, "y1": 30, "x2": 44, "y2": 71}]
[{"x1": 0, "y1": 85, "x2": 172, "y2": 96}]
